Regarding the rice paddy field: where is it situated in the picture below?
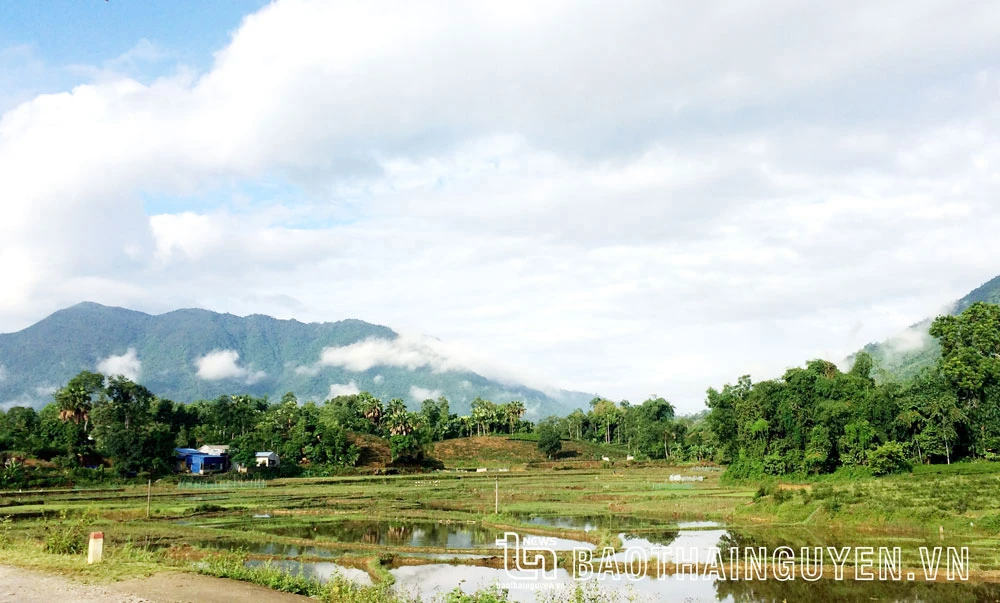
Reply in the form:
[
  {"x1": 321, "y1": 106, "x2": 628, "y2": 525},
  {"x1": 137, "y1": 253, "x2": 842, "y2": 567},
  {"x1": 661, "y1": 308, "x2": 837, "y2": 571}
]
[{"x1": 4, "y1": 440, "x2": 1000, "y2": 601}]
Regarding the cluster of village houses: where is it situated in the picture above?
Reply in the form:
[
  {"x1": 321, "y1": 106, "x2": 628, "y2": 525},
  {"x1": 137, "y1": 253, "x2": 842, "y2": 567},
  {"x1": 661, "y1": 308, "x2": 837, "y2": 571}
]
[{"x1": 174, "y1": 445, "x2": 280, "y2": 475}]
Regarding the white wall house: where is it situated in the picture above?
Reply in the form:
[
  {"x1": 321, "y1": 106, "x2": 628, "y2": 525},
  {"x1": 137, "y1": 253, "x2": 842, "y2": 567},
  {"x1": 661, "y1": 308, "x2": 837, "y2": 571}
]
[{"x1": 255, "y1": 451, "x2": 279, "y2": 468}]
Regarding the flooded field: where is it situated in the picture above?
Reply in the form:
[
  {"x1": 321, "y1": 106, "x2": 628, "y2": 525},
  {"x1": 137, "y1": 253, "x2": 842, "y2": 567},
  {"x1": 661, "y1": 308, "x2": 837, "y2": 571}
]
[{"x1": 5, "y1": 465, "x2": 1000, "y2": 602}]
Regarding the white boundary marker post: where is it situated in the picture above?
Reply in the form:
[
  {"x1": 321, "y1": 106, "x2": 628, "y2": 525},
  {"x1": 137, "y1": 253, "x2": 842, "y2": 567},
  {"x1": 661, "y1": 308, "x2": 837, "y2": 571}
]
[{"x1": 87, "y1": 532, "x2": 104, "y2": 564}]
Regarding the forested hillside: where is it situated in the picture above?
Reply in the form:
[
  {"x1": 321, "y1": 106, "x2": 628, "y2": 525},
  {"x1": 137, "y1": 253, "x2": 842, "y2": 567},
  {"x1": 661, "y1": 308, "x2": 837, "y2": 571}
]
[
  {"x1": 708, "y1": 302, "x2": 1000, "y2": 477},
  {"x1": 0, "y1": 303, "x2": 590, "y2": 415},
  {"x1": 860, "y1": 274, "x2": 1000, "y2": 381}
]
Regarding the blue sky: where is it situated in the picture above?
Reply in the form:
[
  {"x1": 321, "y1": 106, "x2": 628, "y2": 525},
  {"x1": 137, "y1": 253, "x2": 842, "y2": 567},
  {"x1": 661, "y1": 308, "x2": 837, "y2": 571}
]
[
  {"x1": 2, "y1": 1, "x2": 1000, "y2": 411},
  {"x1": 1, "y1": 1, "x2": 263, "y2": 67}
]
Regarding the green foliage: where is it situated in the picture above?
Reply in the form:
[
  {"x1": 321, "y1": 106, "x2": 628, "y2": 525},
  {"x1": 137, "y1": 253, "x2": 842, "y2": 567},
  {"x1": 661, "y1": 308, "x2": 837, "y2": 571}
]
[
  {"x1": 536, "y1": 419, "x2": 562, "y2": 459},
  {"x1": 868, "y1": 441, "x2": 911, "y2": 476},
  {"x1": 42, "y1": 513, "x2": 86, "y2": 555},
  {"x1": 0, "y1": 302, "x2": 589, "y2": 417},
  {"x1": 442, "y1": 585, "x2": 511, "y2": 602},
  {"x1": 711, "y1": 305, "x2": 1000, "y2": 478},
  {"x1": 389, "y1": 434, "x2": 423, "y2": 463}
]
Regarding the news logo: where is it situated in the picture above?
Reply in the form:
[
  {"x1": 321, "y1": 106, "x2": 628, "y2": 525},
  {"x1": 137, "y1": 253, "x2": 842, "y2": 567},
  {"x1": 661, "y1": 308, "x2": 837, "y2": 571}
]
[{"x1": 495, "y1": 532, "x2": 560, "y2": 581}]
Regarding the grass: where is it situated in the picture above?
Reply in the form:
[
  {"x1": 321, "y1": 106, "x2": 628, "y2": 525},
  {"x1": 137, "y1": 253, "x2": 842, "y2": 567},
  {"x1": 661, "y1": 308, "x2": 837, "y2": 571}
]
[
  {"x1": 430, "y1": 436, "x2": 630, "y2": 469},
  {"x1": 4, "y1": 437, "x2": 1000, "y2": 600}
]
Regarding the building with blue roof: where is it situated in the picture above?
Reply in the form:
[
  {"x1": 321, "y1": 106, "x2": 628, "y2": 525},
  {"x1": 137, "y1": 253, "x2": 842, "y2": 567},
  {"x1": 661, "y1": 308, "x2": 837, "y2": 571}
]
[{"x1": 175, "y1": 447, "x2": 228, "y2": 474}]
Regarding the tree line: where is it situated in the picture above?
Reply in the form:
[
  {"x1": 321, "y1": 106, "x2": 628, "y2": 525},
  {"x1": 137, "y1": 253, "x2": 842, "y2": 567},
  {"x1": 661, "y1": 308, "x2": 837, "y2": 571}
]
[
  {"x1": 706, "y1": 302, "x2": 1000, "y2": 477},
  {"x1": 0, "y1": 376, "x2": 540, "y2": 485},
  {"x1": 9, "y1": 303, "x2": 992, "y2": 487}
]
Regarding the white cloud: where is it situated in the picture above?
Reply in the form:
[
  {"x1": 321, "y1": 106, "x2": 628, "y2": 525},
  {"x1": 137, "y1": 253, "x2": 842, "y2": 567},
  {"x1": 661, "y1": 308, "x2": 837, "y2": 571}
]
[
  {"x1": 372, "y1": 374, "x2": 384, "y2": 384},
  {"x1": 307, "y1": 334, "x2": 554, "y2": 393},
  {"x1": 195, "y1": 350, "x2": 265, "y2": 384},
  {"x1": 3, "y1": 2, "x2": 1000, "y2": 412},
  {"x1": 328, "y1": 381, "x2": 360, "y2": 398},
  {"x1": 409, "y1": 386, "x2": 442, "y2": 402},
  {"x1": 315, "y1": 336, "x2": 455, "y2": 373},
  {"x1": 96, "y1": 348, "x2": 142, "y2": 382}
]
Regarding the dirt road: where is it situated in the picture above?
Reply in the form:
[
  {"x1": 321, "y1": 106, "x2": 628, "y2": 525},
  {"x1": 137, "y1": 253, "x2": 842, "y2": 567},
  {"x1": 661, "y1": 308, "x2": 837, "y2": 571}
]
[{"x1": 0, "y1": 566, "x2": 312, "y2": 603}]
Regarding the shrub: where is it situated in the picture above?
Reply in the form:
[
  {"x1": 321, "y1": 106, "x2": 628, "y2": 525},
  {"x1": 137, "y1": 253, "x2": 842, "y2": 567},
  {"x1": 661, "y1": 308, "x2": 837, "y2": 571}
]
[
  {"x1": 762, "y1": 453, "x2": 785, "y2": 476},
  {"x1": 43, "y1": 514, "x2": 86, "y2": 554},
  {"x1": 869, "y1": 442, "x2": 912, "y2": 477}
]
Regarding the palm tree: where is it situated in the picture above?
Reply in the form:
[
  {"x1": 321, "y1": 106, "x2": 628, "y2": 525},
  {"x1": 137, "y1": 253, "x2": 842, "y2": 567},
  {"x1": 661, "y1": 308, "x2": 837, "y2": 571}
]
[
  {"x1": 504, "y1": 401, "x2": 526, "y2": 434},
  {"x1": 457, "y1": 415, "x2": 473, "y2": 437},
  {"x1": 470, "y1": 398, "x2": 497, "y2": 436},
  {"x1": 54, "y1": 371, "x2": 104, "y2": 430},
  {"x1": 388, "y1": 410, "x2": 415, "y2": 437},
  {"x1": 358, "y1": 393, "x2": 384, "y2": 429}
]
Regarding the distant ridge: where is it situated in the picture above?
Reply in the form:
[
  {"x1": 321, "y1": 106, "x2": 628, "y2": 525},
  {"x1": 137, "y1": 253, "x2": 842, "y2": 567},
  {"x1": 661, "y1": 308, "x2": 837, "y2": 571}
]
[
  {"x1": 0, "y1": 303, "x2": 591, "y2": 415},
  {"x1": 858, "y1": 273, "x2": 1000, "y2": 380}
]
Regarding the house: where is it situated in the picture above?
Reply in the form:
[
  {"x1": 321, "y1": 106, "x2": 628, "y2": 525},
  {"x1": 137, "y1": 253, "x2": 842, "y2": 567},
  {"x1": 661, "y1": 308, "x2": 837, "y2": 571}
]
[
  {"x1": 255, "y1": 451, "x2": 279, "y2": 468},
  {"x1": 198, "y1": 444, "x2": 230, "y2": 456},
  {"x1": 175, "y1": 448, "x2": 228, "y2": 475}
]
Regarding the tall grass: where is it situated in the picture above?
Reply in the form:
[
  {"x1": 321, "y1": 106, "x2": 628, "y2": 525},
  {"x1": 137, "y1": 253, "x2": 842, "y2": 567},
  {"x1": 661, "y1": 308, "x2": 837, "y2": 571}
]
[{"x1": 198, "y1": 551, "x2": 401, "y2": 602}]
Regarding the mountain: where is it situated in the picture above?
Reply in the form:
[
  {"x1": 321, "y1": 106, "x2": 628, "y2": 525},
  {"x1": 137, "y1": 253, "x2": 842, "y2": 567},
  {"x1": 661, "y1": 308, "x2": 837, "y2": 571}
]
[
  {"x1": 0, "y1": 302, "x2": 593, "y2": 416},
  {"x1": 859, "y1": 274, "x2": 1000, "y2": 380}
]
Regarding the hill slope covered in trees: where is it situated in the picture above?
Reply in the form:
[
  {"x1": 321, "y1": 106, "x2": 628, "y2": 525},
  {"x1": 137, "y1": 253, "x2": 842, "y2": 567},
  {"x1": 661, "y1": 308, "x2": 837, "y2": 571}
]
[
  {"x1": 859, "y1": 274, "x2": 1000, "y2": 381},
  {"x1": 0, "y1": 302, "x2": 590, "y2": 415}
]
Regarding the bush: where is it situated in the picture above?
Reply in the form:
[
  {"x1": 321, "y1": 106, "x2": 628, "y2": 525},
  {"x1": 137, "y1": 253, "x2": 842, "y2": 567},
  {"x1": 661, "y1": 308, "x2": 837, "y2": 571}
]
[
  {"x1": 762, "y1": 453, "x2": 785, "y2": 476},
  {"x1": 43, "y1": 514, "x2": 86, "y2": 555},
  {"x1": 869, "y1": 441, "x2": 912, "y2": 477},
  {"x1": 536, "y1": 423, "x2": 562, "y2": 459}
]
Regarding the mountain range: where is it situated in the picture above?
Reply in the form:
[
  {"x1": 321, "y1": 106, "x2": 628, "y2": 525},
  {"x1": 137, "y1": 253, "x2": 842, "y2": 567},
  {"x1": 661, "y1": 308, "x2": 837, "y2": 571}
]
[
  {"x1": 859, "y1": 274, "x2": 1000, "y2": 380},
  {"x1": 0, "y1": 302, "x2": 593, "y2": 416}
]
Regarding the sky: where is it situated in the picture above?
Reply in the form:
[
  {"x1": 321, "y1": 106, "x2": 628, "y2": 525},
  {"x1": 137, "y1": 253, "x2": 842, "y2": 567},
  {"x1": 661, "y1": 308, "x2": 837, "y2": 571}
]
[{"x1": 2, "y1": 0, "x2": 1000, "y2": 413}]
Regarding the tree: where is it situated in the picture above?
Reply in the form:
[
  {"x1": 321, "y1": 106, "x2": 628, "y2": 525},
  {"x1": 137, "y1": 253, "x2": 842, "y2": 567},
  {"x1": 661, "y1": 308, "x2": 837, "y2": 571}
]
[
  {"x1": 705, "y1": 376, "x2": 750, "y2": 462},
  {"x1": 869, "y1": 441, "x2": 911, "y2": 476},
  {"x1": 90, "y1": 376, "x2": 174, "y2": 476},
  {"x1": 930, "y1": 302, "x2": 1000, "y2": 457},
  {"x1": 470, "y1": 398, "x2": 498, "y2": 436},
  {"x1": 389, "y1": 434, "x2": 424, "y2": 463},
  {"x1": 502, "y1": 401, "x2": 526, "y2": 434},
  {"x1": 589, "y1": 398, "x2": 619, "y2": 444},
  {"x1": 54, "y1": 371, "x2": 104, "y2": 429},
  {"x1": 802, "y1": 425, "x2": 832, "y2": 474},
  {"x1": 537, "y1": 419, "x2": 562, "y2": 459},
  {"x1": 838, "y1": 419, "x2": 876, "y2": 466},
  {"x1": 385, "y1": 399, "x2": 415, "y2": 437},
  {"x1": 849, "y1": 352, "x2": 874, "y2": 380}
]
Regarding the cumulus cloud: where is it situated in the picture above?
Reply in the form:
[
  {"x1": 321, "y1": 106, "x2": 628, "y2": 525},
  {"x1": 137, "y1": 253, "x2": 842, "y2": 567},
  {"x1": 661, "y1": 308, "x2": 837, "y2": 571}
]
[
  {"x1": 96, "y1": 348, "x2": 142, "y2": 381},
  {"x1": 409, "y1": 386, "x2": 442, "y2": 402},
  {"x1": 195, "y1": 349, "x2": 265, "y2": 384},
  {"x1": 315, "y1": 336, "x2": 457, "y2": 373},
  {"x1": 328, "y1": 381, "x2": 361, "y2": 398},
  {"x1": 3, "y1": 1, "x2": 1000, "y2": 411},
  {"x1": 372, "y1": 374, "x2": 384, "y2": 384}
]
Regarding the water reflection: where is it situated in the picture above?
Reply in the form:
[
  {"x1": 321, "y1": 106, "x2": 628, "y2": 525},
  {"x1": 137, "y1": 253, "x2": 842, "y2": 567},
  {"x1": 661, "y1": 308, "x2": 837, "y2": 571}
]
[
  {"x1": 193, "y1": 538, "x2": 341, "y2": 558},
  {"x1": 245, "y1": 559, "x2": 372, "y2": 586},
  {"x1": 252, "y1": 519, "x2": 592, "y2": 550}
]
